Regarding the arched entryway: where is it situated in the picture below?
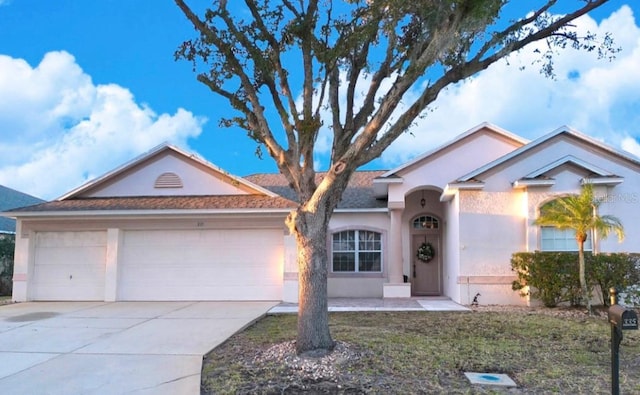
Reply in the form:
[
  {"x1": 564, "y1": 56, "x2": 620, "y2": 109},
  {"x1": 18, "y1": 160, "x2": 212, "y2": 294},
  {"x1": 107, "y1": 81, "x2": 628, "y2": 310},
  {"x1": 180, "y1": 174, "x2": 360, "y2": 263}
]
[{"x1": 410, "y1": 214, "x2": 442, "y2": 296}]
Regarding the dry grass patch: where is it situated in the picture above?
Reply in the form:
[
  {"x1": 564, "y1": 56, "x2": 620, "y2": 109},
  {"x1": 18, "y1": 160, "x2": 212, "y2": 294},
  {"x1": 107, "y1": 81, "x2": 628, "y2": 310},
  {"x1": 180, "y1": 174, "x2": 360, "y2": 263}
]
[{"x1": 201, "y1": 308, "x2": 640, "y2": 394}]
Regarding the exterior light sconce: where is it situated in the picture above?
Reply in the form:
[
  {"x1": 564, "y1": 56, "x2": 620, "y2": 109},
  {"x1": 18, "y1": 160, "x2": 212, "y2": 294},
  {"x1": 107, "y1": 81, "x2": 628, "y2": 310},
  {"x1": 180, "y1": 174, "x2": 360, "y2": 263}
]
[{"x1": 420, "y1": 191, "x2": 426, "y2": 208}]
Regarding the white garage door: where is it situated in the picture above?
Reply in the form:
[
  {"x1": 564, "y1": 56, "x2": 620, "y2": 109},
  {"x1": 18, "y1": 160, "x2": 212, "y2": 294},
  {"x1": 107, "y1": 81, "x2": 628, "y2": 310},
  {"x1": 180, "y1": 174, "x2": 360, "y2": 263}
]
[
  {"x1": 32, "y1": 231, "x2": 107, "y2": 301},
  {"x1": 118, "y1": 228, "x2": 283, "y2": 301}
]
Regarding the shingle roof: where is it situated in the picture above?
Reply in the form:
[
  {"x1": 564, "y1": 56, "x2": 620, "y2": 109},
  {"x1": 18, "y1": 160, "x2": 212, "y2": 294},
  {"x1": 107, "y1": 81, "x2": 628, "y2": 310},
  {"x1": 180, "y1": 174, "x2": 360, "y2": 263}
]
[
  {"x1": 245, "y1": 170, "x2": 388, "y2": 209},
  {"x1": 8, "y1": 195, "x2": 297, "y2": 213},
  {"x1": 6, "y1": 170, "x2": 388, "y2": 215},
  {"x1": 0, "y1": 185, "x2": 45, "y2": 232}
]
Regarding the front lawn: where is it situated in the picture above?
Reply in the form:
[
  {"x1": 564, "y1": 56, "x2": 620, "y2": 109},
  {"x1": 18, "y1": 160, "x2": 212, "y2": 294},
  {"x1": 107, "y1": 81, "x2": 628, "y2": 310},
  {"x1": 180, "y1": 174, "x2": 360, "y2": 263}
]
[{"x1": 201, "y1": 308, "x2": 640, "y2": 394}]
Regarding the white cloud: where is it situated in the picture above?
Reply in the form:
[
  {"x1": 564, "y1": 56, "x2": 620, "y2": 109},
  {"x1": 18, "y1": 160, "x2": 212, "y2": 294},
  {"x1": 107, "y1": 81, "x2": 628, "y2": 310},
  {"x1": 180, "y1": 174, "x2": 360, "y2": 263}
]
[
  {"x1": 377, "y1": 5, "x2": 640, "y2": 166},
  {"x1": 312, "y1": 5, "x2": 640, "y2": 168},
  {"x1": 0, "y1": 51, "x2": 205, "y2": 199}
]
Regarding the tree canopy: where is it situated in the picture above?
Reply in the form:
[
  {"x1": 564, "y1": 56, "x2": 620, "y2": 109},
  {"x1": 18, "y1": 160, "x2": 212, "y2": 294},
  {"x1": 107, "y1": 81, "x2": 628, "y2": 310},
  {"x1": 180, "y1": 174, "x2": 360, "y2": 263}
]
[{"x1": 176, "y1": 0, "x2": 616, "y2": 198}]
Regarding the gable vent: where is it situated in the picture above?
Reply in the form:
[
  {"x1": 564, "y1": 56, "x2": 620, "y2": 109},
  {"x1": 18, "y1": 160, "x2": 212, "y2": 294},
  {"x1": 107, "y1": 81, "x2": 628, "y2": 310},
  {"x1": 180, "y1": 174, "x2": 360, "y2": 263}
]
[{"x1": 154, "y1": 172, "x2": 183, "y2": 188}]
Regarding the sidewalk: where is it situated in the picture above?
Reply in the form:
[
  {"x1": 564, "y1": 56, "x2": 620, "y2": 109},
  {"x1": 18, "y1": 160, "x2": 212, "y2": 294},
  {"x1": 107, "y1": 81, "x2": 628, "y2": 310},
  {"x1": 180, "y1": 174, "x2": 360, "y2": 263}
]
[{"x1": 269, "y1": 297, "x2": 470, "y2": 313}]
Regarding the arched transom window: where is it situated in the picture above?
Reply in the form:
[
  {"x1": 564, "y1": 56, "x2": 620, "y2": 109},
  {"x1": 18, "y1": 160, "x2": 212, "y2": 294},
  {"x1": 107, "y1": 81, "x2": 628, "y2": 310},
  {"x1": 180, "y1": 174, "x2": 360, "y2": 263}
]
[{"x1": 413, "y1": 215, "x2": 439, "y2": 230}]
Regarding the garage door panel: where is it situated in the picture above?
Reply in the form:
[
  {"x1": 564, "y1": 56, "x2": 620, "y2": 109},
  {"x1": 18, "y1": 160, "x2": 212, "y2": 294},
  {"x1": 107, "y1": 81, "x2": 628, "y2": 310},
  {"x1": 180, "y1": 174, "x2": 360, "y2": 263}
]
[
  {"x1": 119, "y1": 265, "x2": 281, "y2": 286},
  {"x1": 35, "y1": 231, "x2": 106, "y2": 247},
  {"x1": 33, "y1": 264, "x2": 106, "y2": 282},
  {"x1": 34, "y1": 246, "x2": 105, "y2": 265},
  {"x1": 119, "y1": 229, "x2": 283, "y2": 301},
  {"x1": 120, "y1": 285, "x2": 282, "y2": 301},
  {"x1": 32, "y1": 231, "x2": 106, "y2": 301}
]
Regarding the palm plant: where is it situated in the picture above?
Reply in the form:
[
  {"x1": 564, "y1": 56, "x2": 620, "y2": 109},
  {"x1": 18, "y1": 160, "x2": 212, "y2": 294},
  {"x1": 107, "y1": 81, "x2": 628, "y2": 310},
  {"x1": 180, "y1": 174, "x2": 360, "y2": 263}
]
[{"x1": 535, "y1": 183, "x2": 624, "y2": 313}]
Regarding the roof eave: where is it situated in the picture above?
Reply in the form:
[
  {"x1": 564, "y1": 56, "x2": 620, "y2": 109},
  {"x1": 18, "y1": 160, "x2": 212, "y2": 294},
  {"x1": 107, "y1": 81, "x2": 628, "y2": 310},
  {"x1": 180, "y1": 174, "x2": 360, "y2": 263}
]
[
  {"x1": 3, "y1": 208, "x2": 295, "y2": 218},
  {"x1": 512, "y1": 179, "x2": 556, "y2": 189},
  {"x1": 581, "y1": 177, "x2": 624, "y2": 186},
  {"x1": 439, "y1": 182, "x2": 485, "y2": 202},
  {"x1": 334, "y1": 208, "x2": 389, "y2": 213}
]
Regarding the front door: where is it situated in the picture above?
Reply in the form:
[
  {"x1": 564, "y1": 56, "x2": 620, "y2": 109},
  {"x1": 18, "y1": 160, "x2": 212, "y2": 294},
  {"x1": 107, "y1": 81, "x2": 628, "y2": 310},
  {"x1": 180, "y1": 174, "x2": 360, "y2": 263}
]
[{"x1": 411, "y1": 233, "x2": 441, "y2": 295}]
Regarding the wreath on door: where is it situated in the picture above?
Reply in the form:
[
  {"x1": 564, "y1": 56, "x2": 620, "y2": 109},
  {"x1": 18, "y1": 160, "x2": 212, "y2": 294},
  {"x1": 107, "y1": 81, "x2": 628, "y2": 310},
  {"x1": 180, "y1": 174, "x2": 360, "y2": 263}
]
[{"x1": 417, "y1": 242, "x2": 435, "y2": 263}]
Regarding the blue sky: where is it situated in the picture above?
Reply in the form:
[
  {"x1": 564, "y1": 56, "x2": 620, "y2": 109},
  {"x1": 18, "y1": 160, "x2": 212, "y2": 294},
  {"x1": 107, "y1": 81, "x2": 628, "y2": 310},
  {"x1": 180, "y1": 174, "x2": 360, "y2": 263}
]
[{"x1": 0, "y1": 1, "x2": 639, "y2": 200}]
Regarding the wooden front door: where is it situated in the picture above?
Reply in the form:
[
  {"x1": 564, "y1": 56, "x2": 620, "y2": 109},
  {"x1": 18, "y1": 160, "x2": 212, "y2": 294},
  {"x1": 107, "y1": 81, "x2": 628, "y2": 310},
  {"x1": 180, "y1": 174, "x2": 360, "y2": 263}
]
[{"x1": 411, "y1": 233, "x2": 441, "y2": 296}]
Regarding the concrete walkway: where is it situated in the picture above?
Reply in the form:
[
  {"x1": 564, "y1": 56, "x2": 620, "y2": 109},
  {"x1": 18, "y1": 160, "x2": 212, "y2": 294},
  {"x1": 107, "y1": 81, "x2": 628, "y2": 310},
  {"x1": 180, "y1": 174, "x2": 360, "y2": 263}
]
[
  {"x1": 0, "y1": 301, "x2": 276, "y2": 395},
  {"x1": 269, "y1": 297, "x2": 470, "y2": 313}
]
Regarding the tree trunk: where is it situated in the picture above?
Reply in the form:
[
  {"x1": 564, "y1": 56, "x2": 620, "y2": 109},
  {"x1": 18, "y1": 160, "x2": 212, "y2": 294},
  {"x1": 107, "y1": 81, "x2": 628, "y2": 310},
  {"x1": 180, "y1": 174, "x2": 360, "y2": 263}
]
[
  {"x1": 578, "y1": 241, "x2": 591, "y2": 314},
  {"x1": 289, "y1": 208, "x2": 334, "y2": 354}
]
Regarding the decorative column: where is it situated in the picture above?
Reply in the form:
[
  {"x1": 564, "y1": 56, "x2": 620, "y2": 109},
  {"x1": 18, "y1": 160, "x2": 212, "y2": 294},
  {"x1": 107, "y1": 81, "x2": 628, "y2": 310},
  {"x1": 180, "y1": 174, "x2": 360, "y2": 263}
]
[
  {"x1": 388, "y1": 208, "x2": 403, "y2": 283},
  {"x1": 383, "y1": 204, "x2": 411, "y2": 298},
  {"x1": 11, "y1": 220, "x2": 31, "y2": 302}
]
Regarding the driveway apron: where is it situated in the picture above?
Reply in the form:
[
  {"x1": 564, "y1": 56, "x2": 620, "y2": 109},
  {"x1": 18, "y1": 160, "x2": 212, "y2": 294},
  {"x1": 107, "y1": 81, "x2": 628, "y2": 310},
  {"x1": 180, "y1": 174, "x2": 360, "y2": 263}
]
[{"x1": 0, "y1": 301, "x2": 275, "y2": 394}]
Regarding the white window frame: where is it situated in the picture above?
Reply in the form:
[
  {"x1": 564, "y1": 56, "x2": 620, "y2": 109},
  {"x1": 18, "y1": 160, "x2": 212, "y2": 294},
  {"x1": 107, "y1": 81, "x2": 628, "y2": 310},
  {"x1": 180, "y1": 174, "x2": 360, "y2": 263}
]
[
  {"x1": 331, "y1": 230, "x2": 383, "y2": 273},
  {"x1": 540, "y1": 226, "x2": 592, "y2": 252}
]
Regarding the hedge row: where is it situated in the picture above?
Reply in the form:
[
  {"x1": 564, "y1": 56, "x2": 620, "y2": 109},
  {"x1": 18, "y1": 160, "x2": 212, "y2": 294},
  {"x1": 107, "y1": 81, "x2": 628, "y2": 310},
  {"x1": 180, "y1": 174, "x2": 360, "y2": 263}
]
[{"x1": 511, "y1": 251, "x2": 640, "y2": 307}]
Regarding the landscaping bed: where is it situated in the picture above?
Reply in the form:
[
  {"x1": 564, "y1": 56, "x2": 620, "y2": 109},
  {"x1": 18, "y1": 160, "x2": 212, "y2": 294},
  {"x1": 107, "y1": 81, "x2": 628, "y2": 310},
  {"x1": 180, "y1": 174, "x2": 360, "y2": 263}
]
[{"x1": 201, "y1": 306, "x2": 640, "y2": 394}]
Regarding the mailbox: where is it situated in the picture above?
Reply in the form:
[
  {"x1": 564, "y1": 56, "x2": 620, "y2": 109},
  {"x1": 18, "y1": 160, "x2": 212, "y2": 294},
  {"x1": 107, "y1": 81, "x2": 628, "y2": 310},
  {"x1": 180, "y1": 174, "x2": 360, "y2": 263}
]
[
  {"x1": 608, "y1": 288, "x2": 638, "y2": 395},
  {"x1": 608, "y1": 305, "x2": 639, "y2": 331}
]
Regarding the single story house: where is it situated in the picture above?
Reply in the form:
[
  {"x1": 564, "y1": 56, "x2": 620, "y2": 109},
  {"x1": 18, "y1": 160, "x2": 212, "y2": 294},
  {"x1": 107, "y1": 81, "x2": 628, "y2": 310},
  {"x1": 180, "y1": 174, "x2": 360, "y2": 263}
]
[{"x1": 4, "y1": 123, "x2": 640, "y2": 305}]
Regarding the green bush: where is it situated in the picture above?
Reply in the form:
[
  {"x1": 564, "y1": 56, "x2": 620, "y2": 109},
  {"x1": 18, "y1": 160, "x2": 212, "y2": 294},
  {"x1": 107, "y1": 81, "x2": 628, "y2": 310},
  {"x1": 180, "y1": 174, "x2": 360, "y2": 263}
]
[
  {"x1": 511, "y1": 252, "x2": 580, "y2": 307},
  {"x1": 588, "y1": 253, "x2": 640, "y2": 306},
  {"x1": 511, "y1": 251, "x2": 640, "y2": 307},
  {"x1": 0, "y1": 234, "x2": 15, "y2": 296}
]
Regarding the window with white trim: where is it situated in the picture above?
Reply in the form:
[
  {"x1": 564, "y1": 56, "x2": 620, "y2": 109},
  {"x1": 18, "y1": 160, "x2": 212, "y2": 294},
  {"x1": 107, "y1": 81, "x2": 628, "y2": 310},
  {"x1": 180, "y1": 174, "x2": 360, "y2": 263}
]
[
  {"x1": 332, "y1": 230, "x2": 382, "y2": 272},
  {"x1": 540, "y1": 226, "x2": 592, "y2": 252}
]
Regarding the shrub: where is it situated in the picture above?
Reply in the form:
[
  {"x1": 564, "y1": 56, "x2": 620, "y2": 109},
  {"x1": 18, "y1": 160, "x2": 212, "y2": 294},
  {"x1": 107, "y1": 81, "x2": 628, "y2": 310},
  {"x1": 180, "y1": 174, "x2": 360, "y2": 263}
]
[
  {"x1": 512, "y1": 251, "x2": 640, "y2": 307},
  {"x1": 589, "y1": 253, "x2": 640, "y2": 306},
  {"x1": 511, "y1": 252, "x2": 580, "y2": 307}
]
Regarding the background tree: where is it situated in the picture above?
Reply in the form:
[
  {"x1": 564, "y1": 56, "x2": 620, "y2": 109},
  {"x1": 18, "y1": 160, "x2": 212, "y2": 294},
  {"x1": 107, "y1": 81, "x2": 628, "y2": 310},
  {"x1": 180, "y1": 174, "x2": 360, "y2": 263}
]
[
  {"x1": 0, "y1": 235, "x2": 15, "y2": 296},
  {"x1": 175, "y1": 0, "x2": 617, "y2": 353},
  {"x1": 535, "y1": 184, "x2": 624, "y2": 313}
]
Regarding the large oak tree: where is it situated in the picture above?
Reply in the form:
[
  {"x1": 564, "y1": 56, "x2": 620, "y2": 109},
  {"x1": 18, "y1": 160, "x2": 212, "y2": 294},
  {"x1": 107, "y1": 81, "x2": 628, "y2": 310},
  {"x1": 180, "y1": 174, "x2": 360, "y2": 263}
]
[{"x1": 175, "y1": 0, "x2": 616, "y2": 353}]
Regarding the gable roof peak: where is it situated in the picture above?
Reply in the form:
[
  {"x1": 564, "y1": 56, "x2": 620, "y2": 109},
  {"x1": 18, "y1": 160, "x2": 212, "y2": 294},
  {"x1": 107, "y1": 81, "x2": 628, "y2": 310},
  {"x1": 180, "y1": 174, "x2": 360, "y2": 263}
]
[
  {"x1": 58, "y1": 143, "x2": 278, "y2": 201},
  {"x1": 378, "y1": 122, "x2": 528, "y2": 179},
  {"x1": 458, "y1": 125, "x2": 640, "y2": 182}
]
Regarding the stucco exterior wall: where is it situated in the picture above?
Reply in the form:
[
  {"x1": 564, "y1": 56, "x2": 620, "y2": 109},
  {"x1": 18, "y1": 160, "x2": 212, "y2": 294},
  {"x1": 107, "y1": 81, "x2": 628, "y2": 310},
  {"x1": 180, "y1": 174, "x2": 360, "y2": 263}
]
[
  {"x1": 458, "y1": 190, "x2": 526, "y2": 305},
  {"x1": 85, "y1": 152, "x2": 251, "y2": 197}
]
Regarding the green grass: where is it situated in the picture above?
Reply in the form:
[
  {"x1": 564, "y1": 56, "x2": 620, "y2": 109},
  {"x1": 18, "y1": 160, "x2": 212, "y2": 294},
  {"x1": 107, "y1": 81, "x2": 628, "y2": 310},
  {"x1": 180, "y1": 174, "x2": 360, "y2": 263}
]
[{"x1": 201, "y1": 310, "x2": 640, "y2": 394}]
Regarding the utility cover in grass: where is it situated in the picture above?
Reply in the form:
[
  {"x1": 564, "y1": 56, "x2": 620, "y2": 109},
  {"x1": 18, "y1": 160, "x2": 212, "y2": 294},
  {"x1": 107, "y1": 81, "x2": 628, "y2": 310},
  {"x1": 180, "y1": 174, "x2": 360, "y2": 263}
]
[{"x1": 464, "y1": 372, "x2": 517, "y2": 387}]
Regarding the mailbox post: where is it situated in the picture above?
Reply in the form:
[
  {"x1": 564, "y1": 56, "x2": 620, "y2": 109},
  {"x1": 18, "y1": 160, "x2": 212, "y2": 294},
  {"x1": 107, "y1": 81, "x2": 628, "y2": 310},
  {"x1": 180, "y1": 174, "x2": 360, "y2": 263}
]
[{"x1": 608, "y1": 288, "x2": 639, "y2": 395}]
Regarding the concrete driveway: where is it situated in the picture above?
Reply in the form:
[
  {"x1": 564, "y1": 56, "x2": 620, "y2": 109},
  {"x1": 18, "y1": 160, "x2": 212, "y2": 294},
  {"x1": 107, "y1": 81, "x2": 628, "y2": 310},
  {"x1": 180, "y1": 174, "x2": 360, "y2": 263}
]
[{"x1": 0, "y1": 301, "x2": 276, "y2": 394}]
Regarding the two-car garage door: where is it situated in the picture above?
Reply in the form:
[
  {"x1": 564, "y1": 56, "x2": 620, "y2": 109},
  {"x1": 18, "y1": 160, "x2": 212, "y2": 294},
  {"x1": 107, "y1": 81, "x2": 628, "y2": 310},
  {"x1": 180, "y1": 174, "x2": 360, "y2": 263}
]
[
  {"x1": 31, "y1": 228, "x2": 283, "y2": 301},
  {"x1": 118, "y1": 229, "x2": 283, "y2": 301}
]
